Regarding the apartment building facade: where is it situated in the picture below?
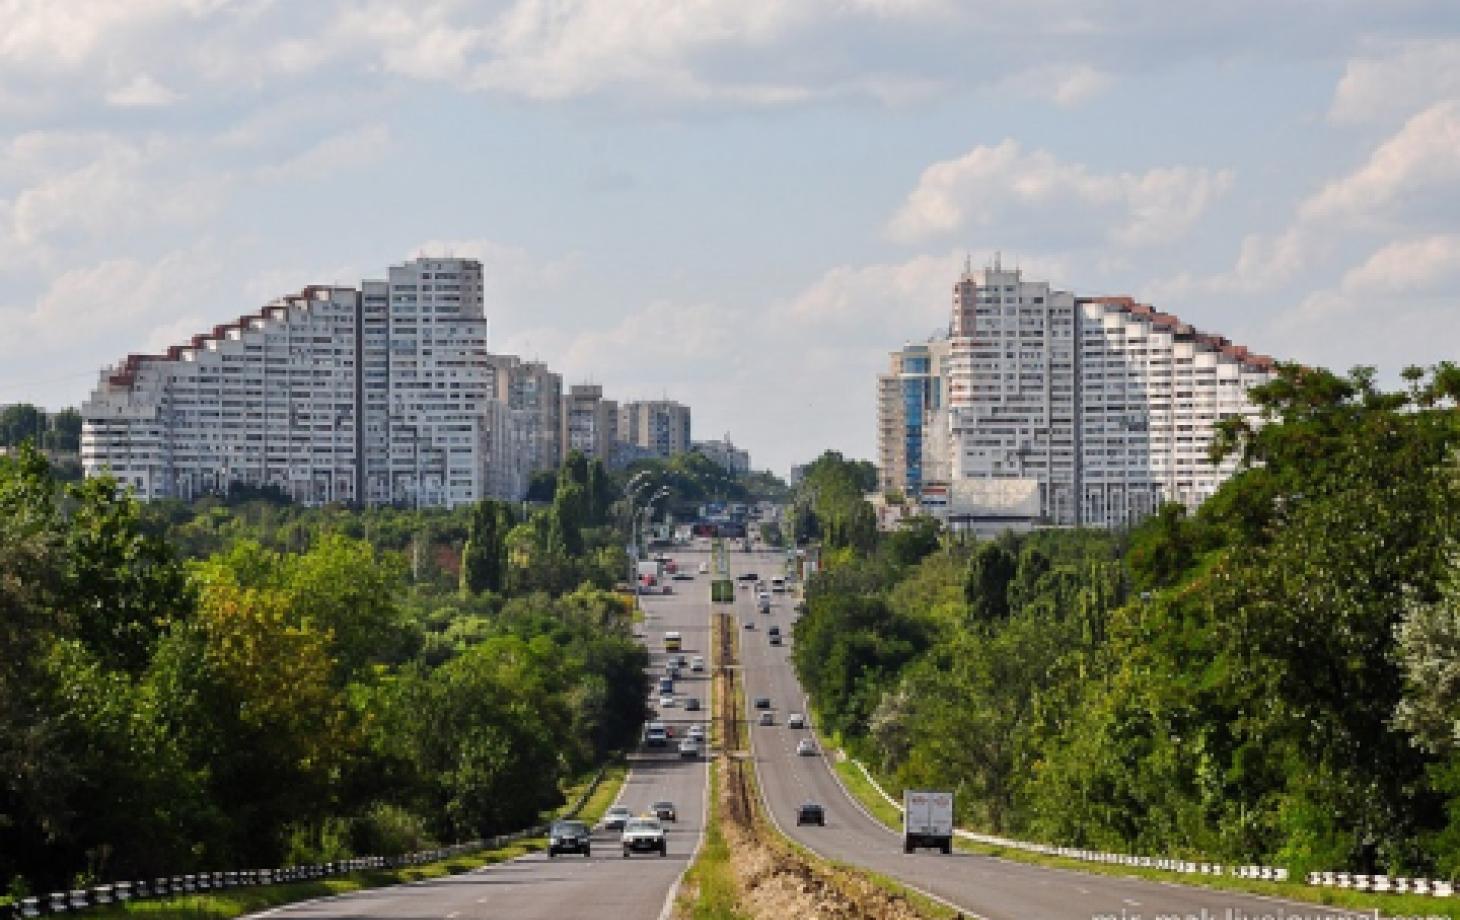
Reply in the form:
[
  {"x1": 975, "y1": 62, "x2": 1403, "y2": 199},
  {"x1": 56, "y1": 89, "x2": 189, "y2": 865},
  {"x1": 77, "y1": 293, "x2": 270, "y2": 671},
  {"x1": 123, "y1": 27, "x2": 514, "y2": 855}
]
[
  {"x1": 561, "y1": 384, "x2": 618, "y2": 465},
  {"x1": 84, "y1": 258, "x2": 550, "y2": 508},
  {"x1": 618, "y1": 399, "x2": 692, "y2": 460},
  {"x1": 879, "y1": 260, "x2": 1274, "y2": 530}
]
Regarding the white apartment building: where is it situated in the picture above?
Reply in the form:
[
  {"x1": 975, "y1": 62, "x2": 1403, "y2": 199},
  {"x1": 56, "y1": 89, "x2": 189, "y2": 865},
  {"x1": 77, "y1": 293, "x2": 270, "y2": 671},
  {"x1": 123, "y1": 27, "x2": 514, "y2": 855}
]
[
  {"x1": 618, "y1": 399, "x2": 692, "y2": 459},
  {"x1": 84, "y1": 258, "x2": 546, "y2": 508},
  {"x1": 881, "y1": 260, "x2": 1274, "y2": 530}
]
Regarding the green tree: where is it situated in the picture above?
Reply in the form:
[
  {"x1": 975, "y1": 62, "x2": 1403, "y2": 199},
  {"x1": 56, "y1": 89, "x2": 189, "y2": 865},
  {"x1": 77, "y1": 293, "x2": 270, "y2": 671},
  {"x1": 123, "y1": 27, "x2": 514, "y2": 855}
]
[
  {"x1": 965, "y1": 541, "x2": 1016, "y2": 622},
  {"x1": 461, "y1": 500, "x2": 513, "y2": 595}
]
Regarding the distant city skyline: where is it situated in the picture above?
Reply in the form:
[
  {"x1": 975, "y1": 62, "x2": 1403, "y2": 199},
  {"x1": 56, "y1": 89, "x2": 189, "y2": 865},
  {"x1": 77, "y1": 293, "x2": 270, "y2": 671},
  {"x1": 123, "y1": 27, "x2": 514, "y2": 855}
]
[{"x1": 2, "y1": 2, "x2": 1457, "y2": 475}]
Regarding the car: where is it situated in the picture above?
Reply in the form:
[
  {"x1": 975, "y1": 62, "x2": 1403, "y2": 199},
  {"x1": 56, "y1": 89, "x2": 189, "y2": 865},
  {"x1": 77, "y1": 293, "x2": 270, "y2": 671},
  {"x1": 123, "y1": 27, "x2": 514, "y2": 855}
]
[
  {"x1": 754, "y1": 696, "x2": 771, "y2": 710},
  {"x1": 673, "y1": 572, "x2": 693, "y2": 581},
  {"x1": 660, "y1": 695, "x2": 677, "y2": 709},
  {"x1": 658, "y1": 677, "x2": 674, "y2": 695},
  {"x1": 796, "y1": 738, "x2": 817, "y2": 756},
  {"x1": 743, "y1": 619, "x2": 755, "y2": 630},
  {"x1": 603, "y1": 805, "x2": 633, "y2": 831},
  {"x1": 758, "y1": 711, "x2": 774, "y2": 726},
  {"x1": 653, "y1": 801, "x2": 677, "y2": 822},
  {"x1": 687, "y1": 724, "x2": 705, "y2": 740},
  {"x1": 796, "y1": 803, "x2": 825, "y2": 826},
  {"x1": 665, "y1": 663, "x2": 681, "y2": 679},
  {"x1": 737, "y1": 572, "x2": 759, "y2": 582},
  {"x1": 787, "y1": 713, "x2": 806, "y2": 729},
  {"x1": 690, "y1": 655, "x2": 706, "y2": 672},
  {"x1": 674, "y1": 654, "x2": 689, "y2": 667},
  {"x1": 548, "y1": 819, "x2": 592, "y2": 856},
  {"x1": 621, "y1": 817, "x2": 667, "y2": 857},
  {"x1": 644, "y1": 722, "x2": 669, "y2": 746},
  {"x1": 739, "y1": 581, "x2": 750, "y2": 590},
  {"x1": 685, "y1": 696, "x2": 701, "y2": 711},
  {"x1": 768, "y1": 633, "x2": 782, "y2": 646},
  {"x1": 678, "y1": 738, "x2": 700, "y2": 759},
  {"x1": 698, "y1": 562, "x2": 709, "y2": 574}
]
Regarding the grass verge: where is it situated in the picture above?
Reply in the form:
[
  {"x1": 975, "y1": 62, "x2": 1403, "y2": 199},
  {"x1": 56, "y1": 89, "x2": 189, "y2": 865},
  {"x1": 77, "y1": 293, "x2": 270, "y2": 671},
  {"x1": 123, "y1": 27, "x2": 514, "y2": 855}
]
[
  {"x1": 674, "y1": 760, "x2": 750, "y2": 920},
  {"x1": 830, "y1": 754, "x2": 1460, "y2": 920},
  {"x1": 81, "y1": 841, "x2": 544, "y2": 920},
  {"x1": 81, "y1": 761, "x2": 632, "y2": 920}
]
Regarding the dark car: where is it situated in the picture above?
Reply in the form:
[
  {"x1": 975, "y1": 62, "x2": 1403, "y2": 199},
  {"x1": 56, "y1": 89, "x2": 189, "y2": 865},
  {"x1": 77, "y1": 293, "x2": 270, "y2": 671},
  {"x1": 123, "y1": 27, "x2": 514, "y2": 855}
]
[
  {"x1": 653, "y1": 800, "x2": 677, "y2": 822},
  {"x1": 685, "y1": 697, "x2": 701, "y2": 711},
  {"x1": 796, "y1": 803, "x2": 825, "y2": 826},
  {"x1": 754, "y1": 696, "x2": 771, "y2": 710},
  {"x1": 548, "y1": 819, "x2": 592, "y2": 856},
  {"x1": 737, "y1": 572, "x2": 759, "y2": 581}
]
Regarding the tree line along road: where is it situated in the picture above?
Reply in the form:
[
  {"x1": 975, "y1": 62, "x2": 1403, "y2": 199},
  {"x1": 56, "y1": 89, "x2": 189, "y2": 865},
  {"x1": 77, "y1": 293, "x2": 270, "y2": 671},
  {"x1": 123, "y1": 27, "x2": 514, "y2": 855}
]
[
  {"x1": 733, "y1": 548, "x2": 1375, "y2": 920},
  {"x1": 244, "y1": 551, "x2": 714, "y2": 920}
]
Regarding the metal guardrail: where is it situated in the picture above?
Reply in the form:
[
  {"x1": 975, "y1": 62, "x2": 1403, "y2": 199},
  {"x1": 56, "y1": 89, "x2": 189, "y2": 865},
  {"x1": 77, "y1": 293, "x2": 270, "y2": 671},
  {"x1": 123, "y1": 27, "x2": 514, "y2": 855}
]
[
  {"x1": 847, "y1": 758, "x2": 1457, "y2": 900},
  {"x1": 5, "y1": 764, "x2": 612, "y2": 920}
]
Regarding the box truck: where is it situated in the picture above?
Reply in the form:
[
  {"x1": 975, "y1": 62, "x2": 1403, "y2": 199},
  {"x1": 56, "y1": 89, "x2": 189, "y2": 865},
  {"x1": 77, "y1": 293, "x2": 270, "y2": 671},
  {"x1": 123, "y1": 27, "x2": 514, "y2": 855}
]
[{"x1": 903, "y1": 790, "x2": 953, "y2": 854}]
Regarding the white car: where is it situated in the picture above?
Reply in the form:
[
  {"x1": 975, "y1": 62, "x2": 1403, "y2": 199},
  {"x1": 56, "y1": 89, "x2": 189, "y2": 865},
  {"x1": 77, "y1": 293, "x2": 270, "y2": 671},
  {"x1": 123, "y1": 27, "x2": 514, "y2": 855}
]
[
  {"x1": 787, "y1": 713, "x2": 806, "y2": 729},
  {"x1": 698, "y1": 562, "x2": 709, "y2": 574},
  {"x1": 690, "y1": 655, "x2": 706, "y2": 672},
  {"x1": 688, "y1": 723, "x2": 705, "y2": 740},
  {"x1": 796, "y1": 738, "x2": 817, "y2": 756},
  {"x1": 660, "y1": 695, "x2": 677, "y2": 709},
  {"x1": 621, "y1": 817, "x2": 667, "y2": 857}
]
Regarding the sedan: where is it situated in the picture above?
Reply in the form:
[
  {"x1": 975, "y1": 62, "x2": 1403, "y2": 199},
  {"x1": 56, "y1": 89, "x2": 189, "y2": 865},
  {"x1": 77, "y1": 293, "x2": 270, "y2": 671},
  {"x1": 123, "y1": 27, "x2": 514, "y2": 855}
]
[
  {"x1": 548, "y1": 819, "x2": 592, "y2": 856},
  {"x1": 660, "y1": 695, "x2": 677, "y2": 709},
  {"x1": 685, "y1": 697, "x2": 701, "y2": 711},
  {"x1": 796, "y1": 803, "x2": 825, "y2": 826},
  {"x1": 602, "y1": 806, "x2": 633, "y2": 831},
  {"x1": 679, "y1": 738, "x2": 701, "y2": 759},
  {"x1": 754, "y1": 697, "x2": 771, "y2": 710},
  {"x1": 621, "y1": 817, "x2": 667, "y2": 857},
  {"x1": 653, "y1": 801, "x2": 677, "y2": 822},
  {"x1": 787, "y1": 713, "x2": 806, "y2": 729},
  {"x1": 673, "y1": 572, "x2": 694, "y2": 581},
  {"x1": 688, "y1": 724, "x2": 706, "y2": 741},
  {"x1": 758, "y1": 711, "x2": 774, "y2": 726},
  {"x1": 796, "y1": 738, "x2": 817, "y2": 757},
  {"x1": 737, "y1": 572, "x2": 759, "y2": 582}
]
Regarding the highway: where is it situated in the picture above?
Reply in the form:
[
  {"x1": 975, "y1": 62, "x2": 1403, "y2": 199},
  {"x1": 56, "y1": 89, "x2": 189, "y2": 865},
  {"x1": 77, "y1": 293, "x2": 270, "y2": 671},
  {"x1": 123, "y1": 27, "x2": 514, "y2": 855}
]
[
  {"x1": 732, "y1": 546, "x2": 1372, "y2": 920},
  {"x1": 248, "y1": 557, "x2": 712, "y2": 920}
]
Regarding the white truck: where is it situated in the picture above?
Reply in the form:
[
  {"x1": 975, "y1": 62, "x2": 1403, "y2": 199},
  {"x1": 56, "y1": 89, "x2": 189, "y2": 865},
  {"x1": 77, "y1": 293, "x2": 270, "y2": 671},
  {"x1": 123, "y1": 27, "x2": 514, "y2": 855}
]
[
  {"x1": 903, "y1": 790, "x2": 954, "y2": 854},
  {"x1": 637, "y1": 559, "x2": 663, "y2": 591}
]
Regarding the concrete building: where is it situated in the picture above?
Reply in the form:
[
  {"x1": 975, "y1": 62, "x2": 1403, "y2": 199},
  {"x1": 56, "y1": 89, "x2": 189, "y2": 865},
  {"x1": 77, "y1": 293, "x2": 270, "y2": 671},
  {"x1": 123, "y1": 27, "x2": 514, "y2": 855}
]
[
  {"x1": 617, "y1": 399, "x2": 692, "y2": 459},
  {"x1": 561, "y1": 384, "x2": 618, "y2": 464},
  {"x1": 83, "y1": 258, "x2": 550, "y2": 508},
  {"x1": 878, "y1": 259, "x2": 1275, "y2": 531},
  {"x1": 693, "y1": 435, "x2": 751, "y2": 474},
  {"x1": 488, "y1": 355, "x2": 563, "y2": 485},
  {"x1": 876, "y1": 338, "x2": 951, "y2": 498}
]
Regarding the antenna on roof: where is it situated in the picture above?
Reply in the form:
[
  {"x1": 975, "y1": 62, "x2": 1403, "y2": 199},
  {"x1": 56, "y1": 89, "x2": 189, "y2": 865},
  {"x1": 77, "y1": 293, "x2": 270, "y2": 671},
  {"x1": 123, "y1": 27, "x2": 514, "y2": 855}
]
[{"x1": 994, "y1": 251, "x2": 1002, "y2": 272}]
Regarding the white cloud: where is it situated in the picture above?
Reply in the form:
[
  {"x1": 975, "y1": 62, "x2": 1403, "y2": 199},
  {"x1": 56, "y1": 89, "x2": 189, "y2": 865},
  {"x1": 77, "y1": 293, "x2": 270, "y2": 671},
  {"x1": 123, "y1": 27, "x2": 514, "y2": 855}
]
[
  {"x1": 1301, "y1": 100, "x2": 1460, "y2": 226},
  {"x1": 1330, "y1": 39, "x2": 1460, "y2": 125},
  {"x1": 105, "y1": 73, "x2": 181, "y2": 107},
  {"x1": 886, "y1": 139, "x2": 1232, "y2": 247},
  {"x1": 256, "y1": 123, "x2": 393, "y2": 183},
  {"x1": 1340, "y1": 235, "x2": 1460, "y2": 293},
  {"x1": 0, "y1": 243, "x2": 224, "y2": 360},
  {"x1": 991, "y1": 63, "x2": 1113, "y2": 107}
]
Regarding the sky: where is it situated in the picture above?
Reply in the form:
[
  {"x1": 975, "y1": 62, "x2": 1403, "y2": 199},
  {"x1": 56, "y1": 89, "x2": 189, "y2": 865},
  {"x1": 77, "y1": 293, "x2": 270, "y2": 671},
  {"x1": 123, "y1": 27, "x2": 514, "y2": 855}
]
[{"x1": 2, "y1": 1, "x2": 1458, "y2": 476}]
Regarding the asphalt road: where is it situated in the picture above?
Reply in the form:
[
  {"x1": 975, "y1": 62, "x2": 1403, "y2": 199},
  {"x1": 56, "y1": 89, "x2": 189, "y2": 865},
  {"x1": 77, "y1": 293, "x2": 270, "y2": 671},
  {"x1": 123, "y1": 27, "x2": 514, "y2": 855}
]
[
  {"x1": 248, "y1": 554, "x2": 713, "y2": 920},
  {"x1": 731, "y1": 547, "x2": 1374, "y2": 920}
]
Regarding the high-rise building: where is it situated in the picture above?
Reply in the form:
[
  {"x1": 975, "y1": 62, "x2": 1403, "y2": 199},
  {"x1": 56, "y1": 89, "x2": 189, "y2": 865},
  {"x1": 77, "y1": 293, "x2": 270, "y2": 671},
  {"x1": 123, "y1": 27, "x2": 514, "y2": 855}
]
[
  {"x1": 83, "y1": 258, "x2": 551, "y2": 508},
  {"x1": 618, "y1": 399, "x2": 692, "y2": 459},
  {"x1": 561, "y1": 384, "x2": 617, "y2": 464},
  {"x1": 488, "y1": 355, "x2": 562, "y2": 481},
  {"x1": 879, "y1": 259, "x2": 1274, "y2": 530},
  {"x1": 876, "y1": 339, "x2": 950, "y2": 498}
]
